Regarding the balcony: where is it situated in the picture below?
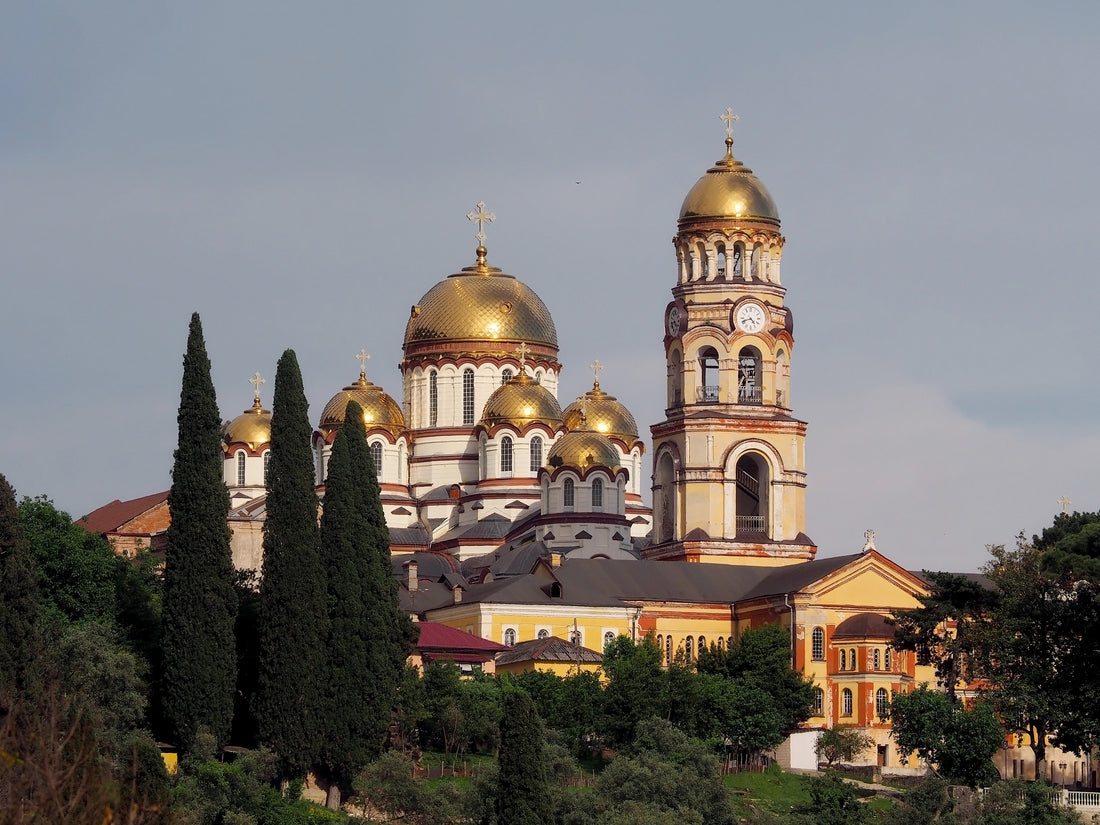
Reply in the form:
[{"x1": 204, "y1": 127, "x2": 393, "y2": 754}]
[
  {"x1": 736, "y1": 514, "x2": 767, "y2": 533},
  {"x1": 737, "y1": 385, "x2": 762, "y2": 404}
]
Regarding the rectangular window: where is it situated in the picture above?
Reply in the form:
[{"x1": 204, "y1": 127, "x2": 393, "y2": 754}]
[{"x1": 462, "y1": 369, "x2": 475, "y2": 425}]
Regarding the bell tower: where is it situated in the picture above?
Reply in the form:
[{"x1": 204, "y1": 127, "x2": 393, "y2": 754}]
[{"x1": 647, "y1": 112, "x2": 815, "y2": 565}]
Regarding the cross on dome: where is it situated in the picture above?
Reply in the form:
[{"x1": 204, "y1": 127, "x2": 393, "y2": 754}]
[
  {"x1": 356, "y1": 349, "x2": 370, "y2": 378},
  {"x1": 721, "y1": 108, "x2": 739, "y2": 142},
  {"x1": 590, "y1": 359, "x2": 603, "y2": 388},
  {"x1": 249, "y1": 372, "x2": 265, "y2": 402},
  {"x1": 467, "y1": 201, "x2": 495, "y2": 246},
  {"x1": 1059, "y1": 495, "x2": 1072, "y2": 514},
  {"x1": 514, "y1": 342, "x2": 530, "y2": 371}
]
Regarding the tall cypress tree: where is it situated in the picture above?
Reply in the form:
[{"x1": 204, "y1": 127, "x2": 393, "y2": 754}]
[
  {"x1": 161, "y1": 313, "x2": 238, "y2": 749},
  {"x1": 496, "y1": 687, "x2": 553, "y2": 825},
  {"x1": 317, "y1": 401, "x2": 415, "y2": 807},
  {"x1": 0, "y1": 473, "x2": 38, "y2": 695},
  {"x1": 254, "y1": 349, "x2": 328, "y2": 777}
]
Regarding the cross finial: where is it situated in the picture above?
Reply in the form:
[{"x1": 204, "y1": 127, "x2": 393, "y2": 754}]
[
  {"x1": 1059, "y1": 495, "x2": 1072, "y2": 514},
  {"x1": 721, "y1": 108, "x2": 739, "y2": 142},
  {"x1": 590, "y1": 359, "x2": 603, "y2": 388},
  {"x1": 577, "y1": 395, "x2": 589, "y2": 424},
  {"x1": 356, "y1": 349, "x2": 370, "y2": 378},
  {"x1": 862, "y1": 529, "x2": 877, "y2": 553},
  {"x1": 467, "y1": 201, "x2": 496, "y2": 246},
  {"x1": 249, "y1": 372, "x2": 265, "y2": 402},
  {"x1": 514, "y1": 342, "x2": 530, "y2": 371}
]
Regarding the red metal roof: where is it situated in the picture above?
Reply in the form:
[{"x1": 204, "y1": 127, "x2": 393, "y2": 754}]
[
  {"x1": 77, "y1": 490, "x2": 170, "y2": 535},
  {"x1": 415, "y1": 621, "x2": 509, "y2": 653}
]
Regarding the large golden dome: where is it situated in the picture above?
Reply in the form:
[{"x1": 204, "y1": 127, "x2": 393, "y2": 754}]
[
  {"x1": 679, "y1": 138, "x2": 779, "y2": 226},
  {"x1": 481, "y1": 371, "x2": 563, "y2": 431},
  {"x1": 318, "y1": 372, "x2": 406, "y2": 439},
  {"x1": 403, "y1": 247, "x2": 558, "y2": 358},
  {"x1": 223, "y1": 397, "x2": 271, "y2": 450},
  {"x1": 546, "y1": 427, "x2": 620, "y2": 471},
  {"x1": 562, "y1": 380, "x2": 638, "y2": 445}
]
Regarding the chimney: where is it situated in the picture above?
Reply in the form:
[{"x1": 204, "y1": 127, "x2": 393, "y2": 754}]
[
  {"x1": 550, "y1": 551, "x2": 562, "y2": 568},
  {"x1": 407, "y1": 560, "x2": 418, "y2": 592},
  {"x1": 453, "y1": 586, "x2": 462, "y2": 604}
]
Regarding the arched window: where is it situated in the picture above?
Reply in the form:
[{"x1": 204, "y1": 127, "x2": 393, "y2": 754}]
[
  {"x1": 884, "y1": 648, "x2": 892, "y2": 672},
  {"x1": 429, "y1": 371, "x2": 438, "y2": 426},
  {"x1": 370, "y1": 442, "x2": 383, "y2": 477},
  {"x1": 534, "y1": 370, "x2": 542, "y2": 384},
  {"x1": 592, "y1": 478, "x2": 603, "y2": 509},
  {"x1": 812, "y1": 627, "x2": 825, "y2": 661},
  {"x1": 236, "y1": 451, "x2": 246, "y2": 486},
  {"x1": 873, "y1": 649, "x2": 881, "y2": 670},
  {"x1": 263, "y1": 451, "x2": 271, "y2": 485},
  {"x1": 850, "y1": 649, "x2": 857, "y2": 671},
  {"x1": 500, "y1": 436, "x2": 513, "y2": 474},
  {"x1": 563, "y1": 478, "x2": 575, "y2": 508},
  {"x1": 529, "y1": 436, "x2": 543, "y2": 472},
  {"x1": 666, "y1": 635, "x2": 672, "y2": 665},
  {"x1": 699, "y1": 347, "x2": 720, "y2": 402},
  {"x1": 569, "y1": 629, "x2": 582, "y2": 645},
  {"x1": 462, "y1": 368, "x2": 475, "y2": 425},
  {"x1": 698, "y1": 635, "x2": 706, "y2": 653},
  {"x1": 537, "y1": 628, "x2": 549, "y2": 640},
  {"x1": 876, "y1": 688, "x2": 889, "y2": 719},
  {"x1": 814, "y1": 688, "x2": 824, "y2": 716},
  {"x1": 840, "y1": 650, "x2": 847, "y2": 671},
  {"x1": 727, "y1": 636, "x2": 734, "y2": 649},
  {"x1": 501, "y1": 368, "x2": 513, "y2": 385},
  {"x1": 732, "y1": 242, "x2": 744, "y2": 276},
  {"x1": 503, "y1": 628, "x2": 516, "y2": 646},
  {"x1": 657, "y1": 635, "x2": 664, "y2": 663},
  {"x1": 737, "y1": 346, "x2": 762, "y2": 404},
  {"x1": 603, "y1": 631, "x2": 615, "y2": 649},
  {"x1": 842, "y1": 688, "x2": 853, "y2": 716},
  {"x1": 717, "y1": 637, "x2": 725, "y2": 652},
  {"x1": 735, "y1": 453, "x2": 768, "y2": 535},
  {"x1": 685, "y1": 636, "x2": 693, "y2": 661}
]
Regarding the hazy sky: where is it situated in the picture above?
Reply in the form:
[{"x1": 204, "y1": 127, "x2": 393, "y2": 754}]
[{"x1": 3, "y1": 1, "x2": 1099, "y2": 573}]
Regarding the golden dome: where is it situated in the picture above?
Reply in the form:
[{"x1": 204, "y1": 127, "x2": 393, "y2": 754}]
[
  {"x1": 546, "y1": 427, "x2": 620, "y2": 472},
  {"x1": 562, "y1": 381, "x2": 638, "y2": 445},
  {"x1": 403, "y1": 247, "x2": 558, "y2": 357},
  {"x1": 318, "y1": 372, "x2": 406, "y2": 439},
  {"x1": 481, "y1": 371, "x2": 563, "y2": 431},
  {"x1": 223, "y1": 397, "x2": 271, "y2": 449},
  {"x1": 679, "y1": 138, "x2": 780, "y2": 226}
]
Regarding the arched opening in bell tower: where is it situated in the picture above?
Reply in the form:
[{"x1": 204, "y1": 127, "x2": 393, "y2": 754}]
[
  {"x1": 735, "y1": 453, "x2": 769, "y2": 535},
  {"x1": 699, "y1": 347, "x2": 720, "y2": 402},
  {"x1": 655, "y1": 452, "x2": 676, "y2": 543},
  {"x1": 737, "y1": 347, "x2": 762, "y2": 404}
]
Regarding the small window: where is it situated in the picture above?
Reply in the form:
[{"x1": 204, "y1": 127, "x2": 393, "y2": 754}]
[
  {"x1": 501, "y1": 436, "x2": 513, "y2": 474},
  {"x1": 535, "y1": 370, "x2": 542, "y2": 384},
  {"x1": 537, "y1": 628, "x2": 549, "y2": 640},
  {"x1": 462, "y1": 368, "x2": 475, "y2": 425},
  {"x1": 814, "y1": 688, "x2": 824, "y2": 716},
  {"x1": 665, "y1": 635, "x2": 672, "y2": 665},
  {"x1": 592, "y1": 478, "x2": 604, "y2": 509},
  {"x1": 685, "y1": 636, "x2": 693, "y2": 661},
  {"x1": 604, "y1": 631, "x2": 615, "y2": 649},
  {"x1": 569, "y1": 629, "x2": 582, "y2": 645},
  {"x1": 657, "y1": 634, "x2": 664, "y2": 662},
  {"x1": 503, "y1": 628, "x2": 516, "y2": 646},
  {"x1": 850, "y1": 649, "x2": 857, "y2": 671},
  {"x1": 843, "y1": 688, "x2": 853, "y2": 716},
  {"x1": 236, "y1": 451, "x2": 246, "y2": 486},
  {"x1": 876, "y1": 688, "x2": 889, "y2": 719},
  {"x1": 564, "y1": 478, "x2": 575, "y2": 508},
  {"x1": 873, "y1": 649, "x2": 881, "y2": 670},
  {"x1": 530, "y1": 436, "x2": 543, "y2": 473},
  {"x1": 501, "y1": 368, "x2": 513, "y2": 385},
  {"x1": 370, "y1": 442, "x2": 383, "y2": 478},
  {"x1": 812, "y1": 627, "x2": 825, "y2": 661},
  {"x1": 840, "y1": 650, "x2": 847, "y2": 671},
  {"x1": 698, "y1": 635, "x2": 706, "y2": 652},
  {"x1": 884, "y1": 648, "x2": 892, "y2": 671},
  {"x1": 717, "y1": 637, "x2": 724, "y2": 652},
  {"x1": 429, "y1": 371, "x2": 438, "y2": 427}
]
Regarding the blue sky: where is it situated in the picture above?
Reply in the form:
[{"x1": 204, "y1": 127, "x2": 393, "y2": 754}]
[{"x1": 3, "y1": 1, "x2": 1099, "y2": 571}]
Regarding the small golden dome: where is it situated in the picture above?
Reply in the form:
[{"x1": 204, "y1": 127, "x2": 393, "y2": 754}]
[
  {"x1": 562, "y1": 381, "x2": 638, "y2": 445},
  {"x1": 546, "y1": 427, "x2": 620, "y2": 471},
  {"x1": 319, "y1": 372, "x2": 406, "y2": 439},
  {"x1": 679, "y1": 138, "x2": 779, "y2": 226},
  {"x1": 481, "y1": 371, "x2": 563, "y2": 431},
  {"x1": 403, "y1": 248, "x2": 558, "y2": 357},
  {"x1": 223, "y1": 397, "x2": 272, "y2": 449}
]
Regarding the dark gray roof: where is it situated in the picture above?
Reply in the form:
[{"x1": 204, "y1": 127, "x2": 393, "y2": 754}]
[
  {"x1": 389, "y1": 526, "x2": 430, "y2": 547},
  {"x1": 739, "y1": 553, "x2": 865, "y2": 600},
  {"x1": 496, "y1": 636, "x2": 602, "y2": 667},
  {"x1": 435, "y1": 514, "x2": 514, "y2": 543}
]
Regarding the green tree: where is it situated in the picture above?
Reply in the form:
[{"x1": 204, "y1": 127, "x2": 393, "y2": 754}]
[
  {"x1": 815, "y1": 725, "x2": 874, "y2": 768},
  {"x1": 600, "y1": 634, "x2": 667, "y2": 746},
  {"x1": 161, "y1": 312, "x2": 238, "y2": 750},
  {"x1": 0, "y1": 473, "x2": 38, "y2": 693},
  {"x1": 889, "y1": 685, "x2": 1003, "y2": 787},
  {"x1": 495, "y1": 687, "x2": 553, "y2": 825},
  {"x1": 255, "y1": 349, "x2": 328, "y2": 777},
  {"x1": 802, "y1": 772, "x2": 869, "y2": 825}
]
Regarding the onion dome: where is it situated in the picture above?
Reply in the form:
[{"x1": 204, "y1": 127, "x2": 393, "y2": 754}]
[
  {"x1": 562, "y1": 378, "x2": 638, "y2": 445},
  {"x1": 318, "y1": 369, "x2": 406, "y2": 439},
  {"x1": 679, "y1": 136, "x2": 779, "y2": 227},
  {"x1": 223, "y1": 396, "x2": 271, "y2": 449},
  {"x1": 546, "y1": 423, "x2": 620, "y2": 471},
  {"x1": 403, "y1": 243, "x2": 558, "y2": 360},
  {"x1": 481, "y1": 370, "x2": 563, "y2": 430}
]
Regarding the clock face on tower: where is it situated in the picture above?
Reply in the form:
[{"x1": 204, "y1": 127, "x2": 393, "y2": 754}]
[
  {"x1": 667, "y1": 306, "x2": 682, "y2": 336},
  {"x1": 735, "y1": 302, "x2": 766, "y2": 334}
]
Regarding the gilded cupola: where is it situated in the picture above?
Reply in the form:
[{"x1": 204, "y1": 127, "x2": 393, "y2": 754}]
[
  {"x1": 481, "y1": 370, "x2": 564, "y2": 431},
  {"x1": 546, "y1": 423, "x2": 620, "y2": 472},
  {"x1": 679, "y1": 112, "x2": 779, "y2": 228},
  {"x1": 318, "y1": 356, "x2": 406, "y2": 440},
  {"x1": 562, "y1": 371, "x2": 639, "y2": 446},
  {"x1": 223, "y1": 373, "x2": 272, "y2": 450}
]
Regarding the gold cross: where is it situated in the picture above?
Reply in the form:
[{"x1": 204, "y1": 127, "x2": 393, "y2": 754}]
[
  {"x1": 466, "y1": 201, "x2": 496, "y2": 246},
  {"x1": 514, "y1": 342, "x2": 530, "y2": 370},
  {"x1": 721, "y1": 108, "x2": 739, "y2": 142},
  {"x1": 590, "y1": 359, "x2": 603, "y2": 384},
  {"x1": 1059, "y1": 495, "x2": 1072, "y2": 514},
  {"x1": 249, "y1": 372, "x2": 265, "y2": 401},
  {"x1": 356, "y1": 349, "x2": 370, "y2": 377}
]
